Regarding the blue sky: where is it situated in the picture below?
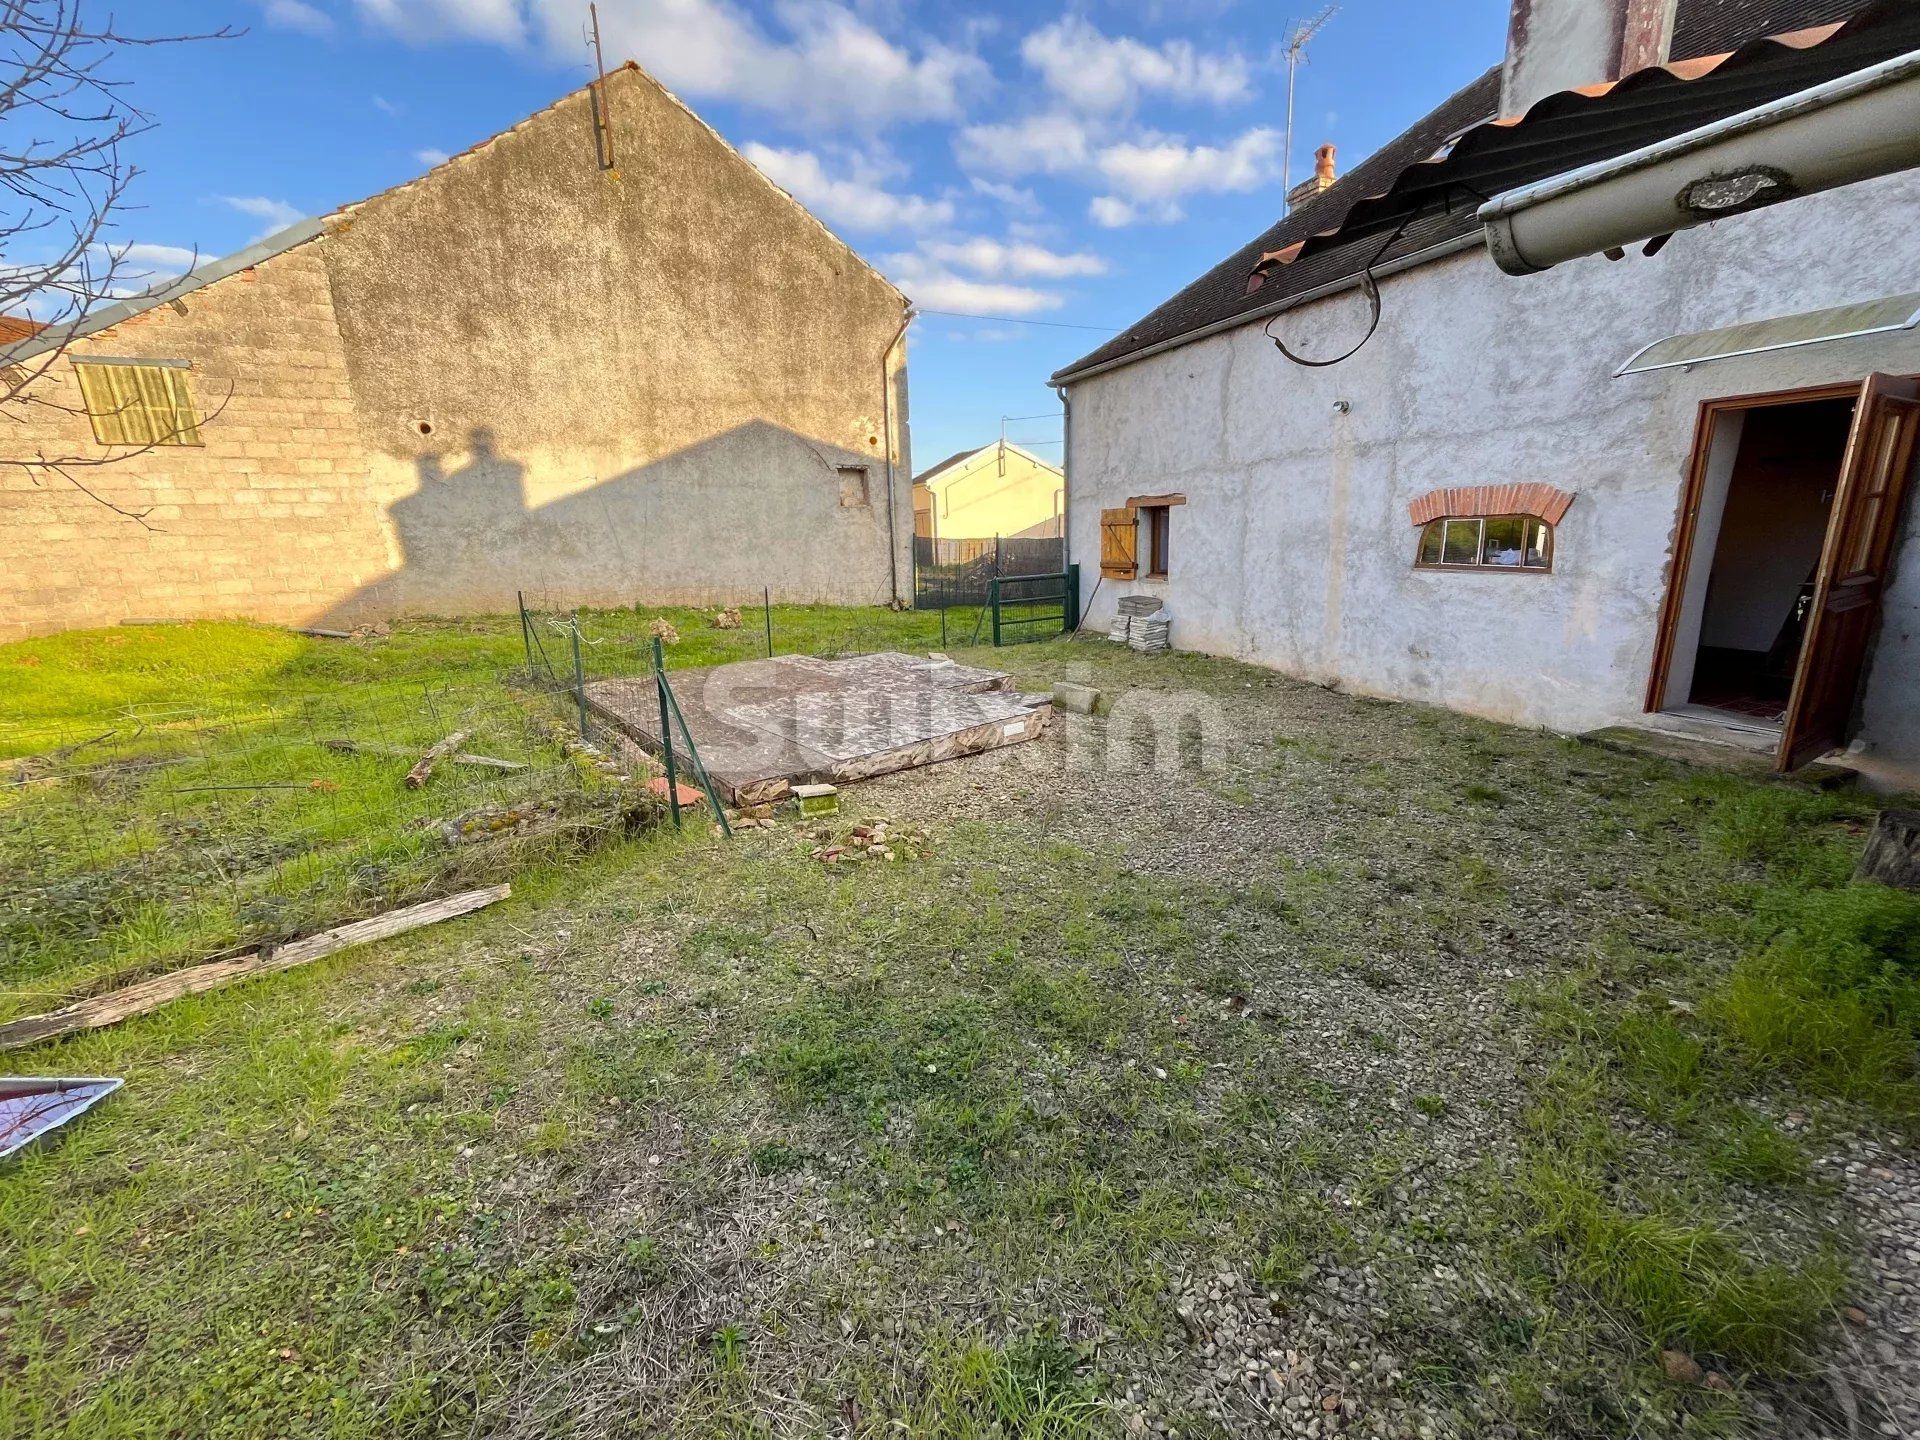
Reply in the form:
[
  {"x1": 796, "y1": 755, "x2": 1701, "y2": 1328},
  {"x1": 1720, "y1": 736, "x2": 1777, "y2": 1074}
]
[{"x1": 116, "y1": 0, "x2": 1508, "y2": 468}]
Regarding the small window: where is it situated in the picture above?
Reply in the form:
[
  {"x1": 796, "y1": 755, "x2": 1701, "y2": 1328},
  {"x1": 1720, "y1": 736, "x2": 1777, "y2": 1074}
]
[
  {"x1": 73, "y1": 359, "x2": 201, "y2": 446},
  {"x1": 1141, "y1": 504, "x2": 1171, "y2": 578},
  {"x1": 1414, "y1": 514, "x2": 1552, "y2": 571},
  {"x1": 838, "y1": 465, "x2": 870, "y2": 508}
]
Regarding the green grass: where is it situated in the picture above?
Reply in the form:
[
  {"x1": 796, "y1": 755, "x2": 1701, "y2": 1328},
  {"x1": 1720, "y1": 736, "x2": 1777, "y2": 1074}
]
[
  {"x1": 2, "y1": 619, "x2": 1916, "y2": 1437},
  {"x1": 0, "y1": 607, "x2": 988, "y2": 1021}
]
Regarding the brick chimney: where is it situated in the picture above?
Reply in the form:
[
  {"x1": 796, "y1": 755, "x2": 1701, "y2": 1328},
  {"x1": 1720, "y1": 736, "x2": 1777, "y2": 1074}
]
[
  {"x1": 1501, "y1": 0, "x2": 1677, "y2": 115},
  {"x1": 1286, "y1": 143, "x2": 1339, "y2": 210}
]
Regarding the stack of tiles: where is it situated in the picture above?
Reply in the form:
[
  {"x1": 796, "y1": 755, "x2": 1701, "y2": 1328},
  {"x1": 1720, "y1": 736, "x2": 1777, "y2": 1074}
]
[{"x1": 1110, "y1": 595, "x2": 1170, "y2": 652}]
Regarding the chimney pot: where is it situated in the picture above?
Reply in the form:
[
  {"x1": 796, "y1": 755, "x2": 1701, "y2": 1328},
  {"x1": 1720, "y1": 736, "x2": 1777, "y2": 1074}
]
[{"x1": 1315, "y1": 144, "x2": 1337, "y2": 184}]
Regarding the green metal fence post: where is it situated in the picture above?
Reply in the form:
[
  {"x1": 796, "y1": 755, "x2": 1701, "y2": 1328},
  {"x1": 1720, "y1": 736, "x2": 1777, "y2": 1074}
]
[
  {"x1": 569, "y1": 613, "x2": 589, "y2": 737},
  {"x1": 652, "y1": 635, "x2": 682, "y2": 829},
  {"x1": 763, "y1": 586, "x2": 774, "y2": 658},
  {"x1": 660, "y1": 673, "x2": 731, "y2": 837},
  {"x1": 989, "y1": 577, "x2": 1002, "y2": 647},
  {"x1": 1064, "y1": 564, "x2": 1081, "y2": 636},
  {"x1": 517, "y1": 590, "x2": 535, "y2": 677}
]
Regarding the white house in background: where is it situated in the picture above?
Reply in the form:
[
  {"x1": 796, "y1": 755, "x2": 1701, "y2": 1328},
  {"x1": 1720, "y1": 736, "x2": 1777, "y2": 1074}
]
[{"x1": 1054, "y1": 0, "x2": 1920, "y2": 789}]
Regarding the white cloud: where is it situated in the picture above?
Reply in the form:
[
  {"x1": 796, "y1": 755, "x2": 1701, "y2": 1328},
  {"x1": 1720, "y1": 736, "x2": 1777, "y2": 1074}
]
[
  {"x1": 742, "y1": 144, "x2": 953, "y2": 232},
  {"x1": 883, "y1": 252, "x2": 1063, "y2": 315},
  {"x1": 955, "y1": 112, "x2": 1091, "y2": 177},
  {"x1": 918, "y1": 237, "x2": 1105, "y2": 280},
  {"x1": 355, "y1": 0, "x2": 525, "y2": 44},
  {"x1": 582, "y1": 0, "x2": 989, "y2": 129},
  {"x1": 1095, "y1": 126, "x2": 1280, "y2": 202},
  {"x1": 262, "y1": 0, "x2": 334, "y2": 35},
  {"x1": 1020, "y1": 16, "x2": 1250, "y2": 113},
  {"x1": 357, "y1": 0, "x2": 997, "y2": 131},
  {"x1": 971, "y1": 177, "x2": 1037, "y2": 209},
  {"x1": 415, "y1": 148, "x2": 453, "y2": 166},
  {"x1": 219, "y1": 195, "x2": 306, "y2": 240},
  {"x1": 95, "y1": 242, "x2": 206, "y2": 276},
  {"x1": 372, "y1": 95, "x2": 403, "y2": 116},
  {"x1": 963, "y1": 113, "x2": 1278, "y2": 227}
]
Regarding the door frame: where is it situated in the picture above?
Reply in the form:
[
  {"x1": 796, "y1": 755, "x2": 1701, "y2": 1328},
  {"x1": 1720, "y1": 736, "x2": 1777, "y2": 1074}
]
[{"x1": 1645, "y1": 379, "x2": 1870, "y2": 716}]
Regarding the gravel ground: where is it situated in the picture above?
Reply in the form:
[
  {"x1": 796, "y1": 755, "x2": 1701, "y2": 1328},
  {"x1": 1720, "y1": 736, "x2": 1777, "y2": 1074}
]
[{"x1": 839, "y1": 648, "x2": 1920, "y2": 1440}]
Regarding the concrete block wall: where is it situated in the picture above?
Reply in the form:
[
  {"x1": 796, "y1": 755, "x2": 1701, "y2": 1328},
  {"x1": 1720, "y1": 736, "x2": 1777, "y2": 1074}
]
[
  {"x1": 0, "y1": 242, "x2": 394, "y2": 637},
  {"x1": 1, "y1": 63, "x2": 912, "y2": 641}
]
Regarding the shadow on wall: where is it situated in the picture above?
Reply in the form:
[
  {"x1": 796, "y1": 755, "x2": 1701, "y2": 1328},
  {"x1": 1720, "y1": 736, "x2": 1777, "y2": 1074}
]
[{"x1": 320, "y1": 420, "x2": 894, "y2": 625}]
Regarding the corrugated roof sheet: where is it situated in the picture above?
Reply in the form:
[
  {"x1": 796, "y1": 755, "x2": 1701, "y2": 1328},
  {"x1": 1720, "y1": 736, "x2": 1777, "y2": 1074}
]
[
  {"x1": 1054, "y1": 0, "x2": 1918, "y2": 384},
  {"x1": 1672, "y1": 0, "x2": 1882, "y2": 57}
]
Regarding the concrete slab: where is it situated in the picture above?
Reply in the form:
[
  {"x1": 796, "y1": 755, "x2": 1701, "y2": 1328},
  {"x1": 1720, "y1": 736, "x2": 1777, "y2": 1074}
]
[{"x1": 584, "y1": 652, "x2": 1050, "y2": 804}]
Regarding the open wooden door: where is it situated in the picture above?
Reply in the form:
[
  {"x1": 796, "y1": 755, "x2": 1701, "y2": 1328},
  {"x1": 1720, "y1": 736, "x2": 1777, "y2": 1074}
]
[{"x1": 1778, "y1": 373, "x2": 1920, "y2": 771}]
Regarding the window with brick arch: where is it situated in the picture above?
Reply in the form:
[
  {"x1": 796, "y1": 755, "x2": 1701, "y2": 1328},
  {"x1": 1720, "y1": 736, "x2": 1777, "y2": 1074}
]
[{"x1": 1415, "y1": 514, "x2": 1552, "y2": 571}]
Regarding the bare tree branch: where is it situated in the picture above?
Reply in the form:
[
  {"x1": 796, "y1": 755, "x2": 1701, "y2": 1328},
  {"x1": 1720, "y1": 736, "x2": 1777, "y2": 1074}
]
[{"x1": 0, "y1": 2, "x2": 236, "y2": 518}]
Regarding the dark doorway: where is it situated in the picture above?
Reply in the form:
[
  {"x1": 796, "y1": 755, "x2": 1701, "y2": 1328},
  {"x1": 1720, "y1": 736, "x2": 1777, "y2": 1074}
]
[{"x1": 1685, "y1": 398, "x2": 1853, "y2": 724}]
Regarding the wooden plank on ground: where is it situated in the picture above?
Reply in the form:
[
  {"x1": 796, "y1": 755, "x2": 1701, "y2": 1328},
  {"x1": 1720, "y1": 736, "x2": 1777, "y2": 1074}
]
[
  {"x1": 405, "y1": 731, "x2": 471, "y2": 789},
  {"x1": 0, "y1": 885, "x2": 511, "y2": 1051},
  {"x1": 322, "y1": 739, "x2": 526, "y2": 772}
]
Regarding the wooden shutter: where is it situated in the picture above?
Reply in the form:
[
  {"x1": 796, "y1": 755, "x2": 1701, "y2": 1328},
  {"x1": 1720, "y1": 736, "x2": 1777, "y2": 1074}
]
[
  {"x1": 73, "y1": 362, "x2": 200, "y2": 446},
  {"x1": 1099, "y1": 506, "x2": 1137, "y2": 579},
  {"x1": 75, "y1": 364, "x2": 130, "y2": 445}
]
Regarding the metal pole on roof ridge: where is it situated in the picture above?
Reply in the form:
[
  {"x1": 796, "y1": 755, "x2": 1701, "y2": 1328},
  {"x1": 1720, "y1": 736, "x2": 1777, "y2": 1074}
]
[
  {"x1": 1283, "y1": 6, "x2": 1337, "y2": 198},
  {"x1": 588, "y1": 3, "x2": 615, "y2": 171}
]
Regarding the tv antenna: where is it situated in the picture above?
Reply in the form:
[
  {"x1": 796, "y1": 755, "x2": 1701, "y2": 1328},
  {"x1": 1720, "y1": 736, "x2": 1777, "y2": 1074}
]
[{"x1": 1283, "y1": 6, "x2": 1338, "y2": 196}]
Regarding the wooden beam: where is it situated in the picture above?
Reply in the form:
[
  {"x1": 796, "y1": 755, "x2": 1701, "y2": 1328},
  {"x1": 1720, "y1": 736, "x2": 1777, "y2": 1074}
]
[{"x1": 0, "y1": 886, "x2": 511, "y2": 1051}]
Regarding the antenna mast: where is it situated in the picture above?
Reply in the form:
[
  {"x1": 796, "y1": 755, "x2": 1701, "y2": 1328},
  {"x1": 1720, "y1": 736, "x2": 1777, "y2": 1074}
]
[
  {"x1": 588, "y1": 2, "x2": 615, "y2": 170},
  {"x1": 1283, "y1": 5, "x2": 1337, "y2": 197}
]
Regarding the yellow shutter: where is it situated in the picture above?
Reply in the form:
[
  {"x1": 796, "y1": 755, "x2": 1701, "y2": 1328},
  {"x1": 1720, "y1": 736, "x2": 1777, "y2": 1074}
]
[
  {"x1": 162, "y1": 368, "x2": 201, "y2": 444},
  {"x1": 74, "y1": 364, "x2": 127, "y2": 445},
  {"x1": 72, "y1": 362, "x2": 200, "y2": 446},
  {"x1": 1099, "y1": 505, "x2": 1138, "y2": 579}
]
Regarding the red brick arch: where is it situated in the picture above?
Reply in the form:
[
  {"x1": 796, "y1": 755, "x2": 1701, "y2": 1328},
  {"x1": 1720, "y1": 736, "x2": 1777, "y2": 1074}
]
[{"x1": 1408, "y1": 484, "x2": 1575, "y2": 527}]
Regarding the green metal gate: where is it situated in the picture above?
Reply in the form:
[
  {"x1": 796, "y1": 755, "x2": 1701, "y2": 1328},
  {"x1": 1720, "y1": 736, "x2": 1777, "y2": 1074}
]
[{"x1": 989, "y1": 565, "x2": 1080, "y2": 646}]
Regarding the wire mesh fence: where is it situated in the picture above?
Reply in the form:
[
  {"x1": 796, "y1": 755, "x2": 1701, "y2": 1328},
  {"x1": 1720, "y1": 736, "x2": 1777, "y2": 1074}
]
[{"x1": 0, "y1": 666, "x2": 665, "y2": 1027}]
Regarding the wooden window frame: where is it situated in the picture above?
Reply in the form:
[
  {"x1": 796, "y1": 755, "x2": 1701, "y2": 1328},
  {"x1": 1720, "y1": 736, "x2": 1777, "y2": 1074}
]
[
  {"x1": 1412, "y1": 513, "x2": 1555, "y2": 573},
  {"x1": 1141, "y1": 504, "x2": 1171, "y2": 579}
]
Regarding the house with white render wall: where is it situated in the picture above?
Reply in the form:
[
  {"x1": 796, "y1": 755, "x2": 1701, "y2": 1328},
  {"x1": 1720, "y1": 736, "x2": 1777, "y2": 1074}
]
[{"x1": 1054, "y1": 0, "x2": 1920, "y2": 790}]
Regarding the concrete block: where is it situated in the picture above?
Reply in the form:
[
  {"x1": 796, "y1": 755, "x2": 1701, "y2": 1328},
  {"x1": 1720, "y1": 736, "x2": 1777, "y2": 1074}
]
[{"x1": 1051, "y1": 681, "x2": 1106, "y2": 716}]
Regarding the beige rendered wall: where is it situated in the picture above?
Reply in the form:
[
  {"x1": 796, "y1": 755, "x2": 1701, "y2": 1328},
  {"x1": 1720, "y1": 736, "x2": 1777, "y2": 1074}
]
[
  {"x1": 0, "y1": 244, "x2": 386, "y2": 639},
  {"x1": 921, "y1": 445, "x2": 1065, "y2": 542},
  {"x1": 0, "y1": 63, "x2": 909, "y2": 639},
  {"x1": 316, "y1": 64, "x2": 911, "y2": 624}
]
